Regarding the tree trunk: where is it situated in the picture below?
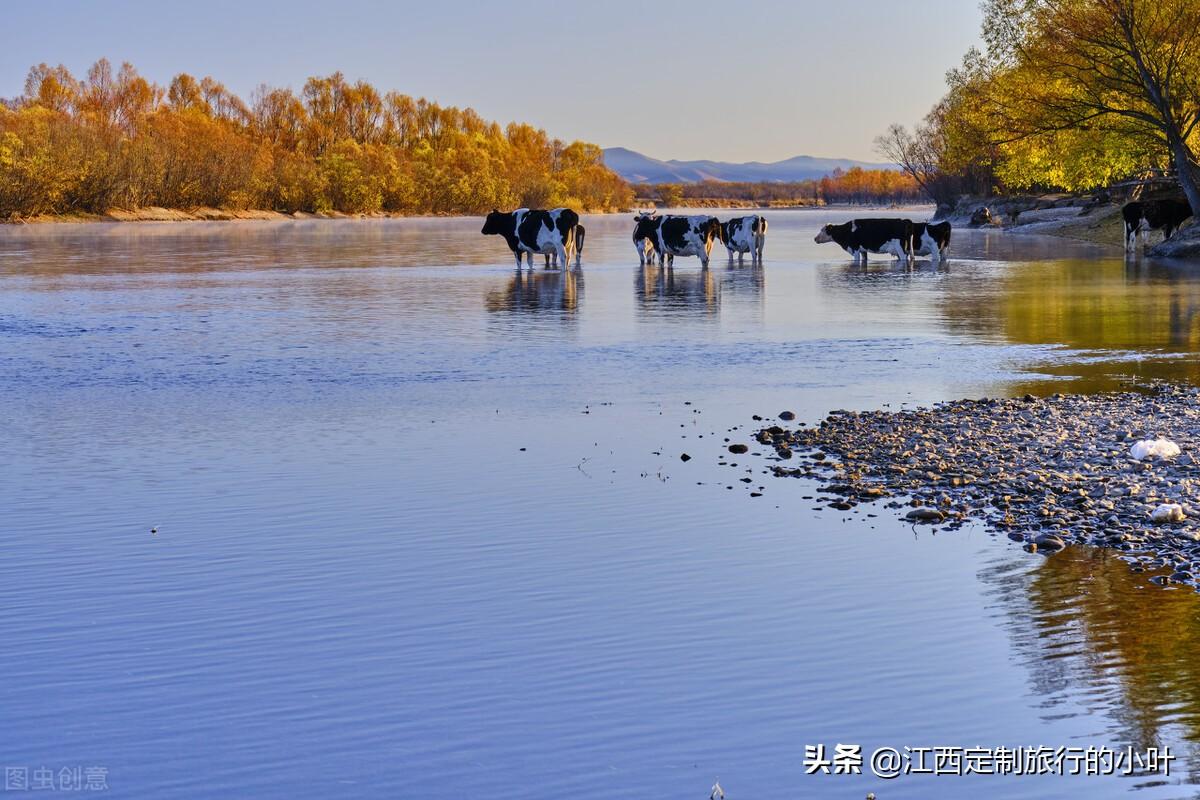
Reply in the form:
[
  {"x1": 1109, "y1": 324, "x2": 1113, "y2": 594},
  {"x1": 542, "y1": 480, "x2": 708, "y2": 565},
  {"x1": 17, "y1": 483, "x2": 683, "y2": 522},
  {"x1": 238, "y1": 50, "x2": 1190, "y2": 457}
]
[{"x1": 1167, "y1": 135, "x2": 1200, "y2": 214}]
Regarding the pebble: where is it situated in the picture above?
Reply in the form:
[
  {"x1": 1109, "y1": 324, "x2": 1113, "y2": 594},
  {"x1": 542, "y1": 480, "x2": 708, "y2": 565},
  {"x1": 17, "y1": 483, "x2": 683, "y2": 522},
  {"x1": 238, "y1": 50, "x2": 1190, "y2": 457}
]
[
  {"x1": 906, "y1": 507, "x2": 945, "y2": 523},
  {"x1": 754, "y1": 383, "x2": 1200, "y2": 586}
]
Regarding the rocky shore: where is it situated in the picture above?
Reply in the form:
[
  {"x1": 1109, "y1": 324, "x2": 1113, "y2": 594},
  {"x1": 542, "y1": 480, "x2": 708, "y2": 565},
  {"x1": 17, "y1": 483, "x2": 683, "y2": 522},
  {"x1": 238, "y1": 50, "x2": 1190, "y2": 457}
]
[
  {"x1": 748, "y1": 384, "x2": 1200, "y2": 587},
  {"x1": 946, "y1": 192, "x2": 1200, "y2": 256}
]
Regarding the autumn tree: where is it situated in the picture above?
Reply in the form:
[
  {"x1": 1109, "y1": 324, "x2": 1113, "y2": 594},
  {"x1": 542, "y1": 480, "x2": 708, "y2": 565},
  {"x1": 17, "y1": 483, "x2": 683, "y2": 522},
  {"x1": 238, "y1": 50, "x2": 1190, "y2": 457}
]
[
  {"x1": 982, "y1": 0, "x2": 1200, "y2": 209},
  {"x1": 0, "y1": 60, "x2": 632, "y2": 219}
]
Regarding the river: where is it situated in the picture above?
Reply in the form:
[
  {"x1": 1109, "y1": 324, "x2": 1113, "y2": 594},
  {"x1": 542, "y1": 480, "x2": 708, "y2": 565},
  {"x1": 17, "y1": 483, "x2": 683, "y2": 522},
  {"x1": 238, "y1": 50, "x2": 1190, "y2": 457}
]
[{"x1": 2, "y1": 209, "x2": 1199, "y2": 798}]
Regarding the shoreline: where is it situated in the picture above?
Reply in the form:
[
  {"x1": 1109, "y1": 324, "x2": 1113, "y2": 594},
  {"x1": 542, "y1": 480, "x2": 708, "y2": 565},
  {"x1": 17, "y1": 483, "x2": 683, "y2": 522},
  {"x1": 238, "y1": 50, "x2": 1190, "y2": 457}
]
[
  {"x1": 742, "y1": 383, "x2": 1200, "y2": 588},
  {"x1": 2, "y1": 202, "x2": 929, "y2": 226},
  {"x1": 946, "y1": 195, "x2": 1199, "y2": 255}
]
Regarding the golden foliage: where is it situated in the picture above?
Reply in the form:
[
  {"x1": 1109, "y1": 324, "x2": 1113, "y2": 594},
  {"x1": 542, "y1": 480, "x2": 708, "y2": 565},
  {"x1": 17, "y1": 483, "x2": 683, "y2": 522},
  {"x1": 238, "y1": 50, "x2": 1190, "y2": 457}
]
[{"x1": 0, "y1": 59, "x2": 634, "y2": 218}]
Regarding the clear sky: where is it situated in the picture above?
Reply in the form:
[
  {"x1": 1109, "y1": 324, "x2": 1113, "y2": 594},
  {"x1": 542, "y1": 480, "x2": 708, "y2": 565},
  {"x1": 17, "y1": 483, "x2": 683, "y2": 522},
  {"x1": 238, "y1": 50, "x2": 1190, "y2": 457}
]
[{"x1": 1, "y1": 0, "x2": 982, "y2": 163}]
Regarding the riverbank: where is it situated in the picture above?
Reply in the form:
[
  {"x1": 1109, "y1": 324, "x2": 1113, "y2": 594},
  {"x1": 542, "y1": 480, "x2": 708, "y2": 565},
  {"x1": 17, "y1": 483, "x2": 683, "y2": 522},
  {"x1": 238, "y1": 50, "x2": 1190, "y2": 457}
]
[
  {"x1": 4, "y1": 207, "x2": 428, "y2": 225},
  {"x1": 946, "y1": 193, "x2": 1200, "y2": 255},
  {"x1": 741, "y1": 383, "x2": 1200, "y2": 588},
  {"x1": 633, "y1": 198, "x2": 823, "y2": 210},
  {"x1": 2, "y1": 206, "x2": 634, "y2": 225}
]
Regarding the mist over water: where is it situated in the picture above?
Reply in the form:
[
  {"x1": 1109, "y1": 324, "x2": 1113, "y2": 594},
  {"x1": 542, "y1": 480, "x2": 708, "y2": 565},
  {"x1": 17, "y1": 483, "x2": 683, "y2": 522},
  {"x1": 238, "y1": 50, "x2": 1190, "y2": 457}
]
[{"x1": 3, "y1": 209, "x2": 1200, "y2": 798}]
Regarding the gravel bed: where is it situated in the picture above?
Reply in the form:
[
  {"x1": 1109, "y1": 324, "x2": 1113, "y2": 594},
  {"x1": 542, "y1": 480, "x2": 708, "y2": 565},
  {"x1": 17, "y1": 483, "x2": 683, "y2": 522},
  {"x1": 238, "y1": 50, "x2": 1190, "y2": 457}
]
[{"x1": 751, "y1": 384, "x2": 1200, "y2": 588}]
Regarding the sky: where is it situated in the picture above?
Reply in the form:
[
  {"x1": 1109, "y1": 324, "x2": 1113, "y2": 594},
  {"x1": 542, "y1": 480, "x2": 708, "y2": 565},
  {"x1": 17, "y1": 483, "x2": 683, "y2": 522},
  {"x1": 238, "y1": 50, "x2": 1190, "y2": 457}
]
[{"x1": 1, "y1": 1, "x2": 983, "y2": 164}]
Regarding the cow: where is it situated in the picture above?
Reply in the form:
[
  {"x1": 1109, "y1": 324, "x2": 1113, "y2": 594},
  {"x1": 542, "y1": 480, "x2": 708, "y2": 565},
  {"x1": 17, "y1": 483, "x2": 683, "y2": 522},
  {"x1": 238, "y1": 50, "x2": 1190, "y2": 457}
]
[
  {"x1": 720, "y1": 215, "x2": 768, "y2": 264},
  {"x1": 633, "y1": 212, "x2": 658, "y2": 265},
  {"x1": 814, "y1": 218, "x2": 913, "y2": 262},
  {"x1": 1123, "y1": 199, "x2": 1193, "y2": 251},
  {"x1": 633, "y1": 214, "x2": 722, "y2": 267},
  {"x1": 544, "y1": 223, "x2": 585, "y2": 268},
  {"x1": 481, "y1": 207, "x2": 580, "y2": 268},
  {"x1": 912, "y1": 221, "x2": 952, "y2": 261}
]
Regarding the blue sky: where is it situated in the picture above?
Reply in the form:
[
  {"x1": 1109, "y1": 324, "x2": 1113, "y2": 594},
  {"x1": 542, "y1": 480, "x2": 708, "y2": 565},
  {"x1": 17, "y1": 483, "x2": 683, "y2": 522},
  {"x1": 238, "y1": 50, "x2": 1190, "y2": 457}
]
[{"x1": 2, "y1": 1, "x2": 982, "y2": 163}]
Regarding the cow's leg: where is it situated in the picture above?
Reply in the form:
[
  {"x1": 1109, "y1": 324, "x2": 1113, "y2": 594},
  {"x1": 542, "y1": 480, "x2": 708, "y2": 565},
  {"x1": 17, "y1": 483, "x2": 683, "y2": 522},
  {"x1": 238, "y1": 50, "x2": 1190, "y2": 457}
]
[
  {"x1": 514, "y1": 250, "x2": 524, "y2": 269},
  {"x1": 554, "y1": 241, "x2": 568, "y2": 270}
]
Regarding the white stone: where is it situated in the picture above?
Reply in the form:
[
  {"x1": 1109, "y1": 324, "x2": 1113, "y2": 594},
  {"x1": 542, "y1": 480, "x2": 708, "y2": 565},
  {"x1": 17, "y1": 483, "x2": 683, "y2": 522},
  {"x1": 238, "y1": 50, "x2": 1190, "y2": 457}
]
[
  {"x1": 1150, "y1": 503, "x2": 1186, "y2": 523},
  {"x1": 1130, "y1": 439, "x2": 1182, "y2": 460}
]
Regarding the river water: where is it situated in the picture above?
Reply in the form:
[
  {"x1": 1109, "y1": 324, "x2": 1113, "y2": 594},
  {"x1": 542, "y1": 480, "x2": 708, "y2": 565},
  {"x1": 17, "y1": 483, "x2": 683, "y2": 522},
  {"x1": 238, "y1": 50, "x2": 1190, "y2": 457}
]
[{"x1": 3, "y1": 209, "x2": 1200, "y2": 798}]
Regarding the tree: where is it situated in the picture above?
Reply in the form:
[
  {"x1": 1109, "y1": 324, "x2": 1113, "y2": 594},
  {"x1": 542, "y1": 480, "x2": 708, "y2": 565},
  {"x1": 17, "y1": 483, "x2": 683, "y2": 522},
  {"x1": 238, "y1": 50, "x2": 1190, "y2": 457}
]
[{"x1": 982, "y1": 0, "x2": 1200, "y2": 211}]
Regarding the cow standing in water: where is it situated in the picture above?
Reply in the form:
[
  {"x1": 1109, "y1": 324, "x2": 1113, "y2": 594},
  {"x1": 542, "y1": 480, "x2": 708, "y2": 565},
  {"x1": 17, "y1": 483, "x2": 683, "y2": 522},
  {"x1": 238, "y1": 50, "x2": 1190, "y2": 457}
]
[
  {"x1": 633, "y1": 213, "x2": 658, "y2": 264},
  {"x1": 911, "y1": 221, "x2": 952, "y2": 261},
  {"x1": 481, "y1": 208, "x2": 580, "y2": 268},
  {"x1": 544, "y1": 224, "x2": 585, "y2": 268},
  {"x1": 720, "y1": 215, "x2": 768, "y2": 264},
  {"x1": 814, "y1": 218, "x2": 913, "y2": 262},
  {"x1": 1123, "y1": 199, "x2": 1193, "y2": 251},
  {"x1": 632, "y1": 214, "x2": 722, "y2": 267}
]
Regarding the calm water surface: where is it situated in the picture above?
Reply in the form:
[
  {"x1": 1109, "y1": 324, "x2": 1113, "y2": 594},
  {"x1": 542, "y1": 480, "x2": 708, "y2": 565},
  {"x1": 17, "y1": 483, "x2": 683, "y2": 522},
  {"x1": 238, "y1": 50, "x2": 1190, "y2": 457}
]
[{"x1": 4, "y1": 209, "x2": 1200, "y2": 798}]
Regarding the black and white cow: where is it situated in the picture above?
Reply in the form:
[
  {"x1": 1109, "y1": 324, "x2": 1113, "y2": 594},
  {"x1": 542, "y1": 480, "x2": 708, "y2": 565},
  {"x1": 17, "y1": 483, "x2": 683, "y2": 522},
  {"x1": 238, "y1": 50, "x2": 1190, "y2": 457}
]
[
  {"x1": 633, "y1": 213, "x2": 658, "y2": 265},
  {"x1": 911, "y1": 221, "x2": 952, "y2": 261},
  {"x1": 632, "y1": 214, "x2": 722, "y2": 267},
  {"x1": 1123, "y1": 199, "x2": 1193, "y2": 251},
  {"x1": 481, "y1": 207, "x2": 580, "y2": 268},
  {"x1": 544, "y1": 223, "x2": 585, "y2": 268},
  {"x1": 814, "y1": 218, "x2": 913, "y2": 262},
  {"x1": 720, "y1": 215, "x2": 768, "y2": 264}
]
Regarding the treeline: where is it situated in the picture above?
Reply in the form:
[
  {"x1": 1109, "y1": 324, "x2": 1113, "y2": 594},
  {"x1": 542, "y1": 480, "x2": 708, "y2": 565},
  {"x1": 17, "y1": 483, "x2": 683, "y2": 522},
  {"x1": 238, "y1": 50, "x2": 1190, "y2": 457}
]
[
  {"x1": 878, "y1": 0, "x2": 1200, "y2": 214},
  {"x1": 0, "y1": 59, "x2": 633, "y2": 219},
  {"x1": 637, "y1": 167, "x2": 921, "y2": 207}
]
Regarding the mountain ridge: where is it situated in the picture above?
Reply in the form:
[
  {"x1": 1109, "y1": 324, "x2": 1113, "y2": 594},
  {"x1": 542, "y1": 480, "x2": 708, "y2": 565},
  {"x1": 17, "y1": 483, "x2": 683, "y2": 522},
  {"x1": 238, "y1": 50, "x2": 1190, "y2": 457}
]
[{"x1": 602, "y1": 146, "x2": 897, "y2": 184}]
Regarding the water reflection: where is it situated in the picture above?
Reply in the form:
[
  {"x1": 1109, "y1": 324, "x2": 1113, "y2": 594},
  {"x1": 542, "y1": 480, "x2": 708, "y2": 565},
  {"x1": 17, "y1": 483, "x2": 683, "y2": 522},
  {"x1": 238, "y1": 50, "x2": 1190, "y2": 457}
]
[
  {"x1": 633, "y1": 262, "x2": 766, "y2": 319},
  {"x1": 822, "y1": 258, "x2": 950, "y2": 291},
  {"x1": 485, "y1": 268, "x2": 583, "y2": 316},
  {"x1": 636, "y1": 263, "x2": 719, "y2": 316},
  {"x1": 940, "y1": 258, "x2": 1200, "y2": 393},
  {"x1": 985, "y1": 546, "x2": 1200, "y2": 761},
  {"x1": 720, "y1": 262, "x2": 766, "y2": 300}
]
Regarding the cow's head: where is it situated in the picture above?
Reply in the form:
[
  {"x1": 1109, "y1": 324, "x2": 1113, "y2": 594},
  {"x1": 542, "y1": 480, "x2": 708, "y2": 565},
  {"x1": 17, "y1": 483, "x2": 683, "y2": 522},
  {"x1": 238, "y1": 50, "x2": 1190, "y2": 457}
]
[
  {"x1": 814, "y1": 223, "x2": 837, "y2": 244},
  {"x1": 481, "y1": 209, "x2": 509, "y2": 236},
  {"x1": 632, "y1": 214, "x2": 661, "y2": 241},
  {"x1": 702, "y1": 217, "x2": 722, "y2": 245}
]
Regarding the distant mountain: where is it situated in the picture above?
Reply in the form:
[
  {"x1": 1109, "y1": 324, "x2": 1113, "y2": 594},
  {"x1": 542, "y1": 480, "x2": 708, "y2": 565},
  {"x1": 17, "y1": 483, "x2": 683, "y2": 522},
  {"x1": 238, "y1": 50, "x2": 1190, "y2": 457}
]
[{"x1": 602, "y1": 146, "x2": 897, "y2": 184}]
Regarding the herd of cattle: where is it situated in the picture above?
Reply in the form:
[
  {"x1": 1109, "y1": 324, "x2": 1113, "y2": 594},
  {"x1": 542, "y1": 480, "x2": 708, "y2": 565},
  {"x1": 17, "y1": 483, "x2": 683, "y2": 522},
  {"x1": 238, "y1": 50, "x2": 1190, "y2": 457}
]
[
  {"x1": 479, "y1": 196, "x2": 1195, "y2": 268},
  {"x1": 481, "y1": 208, "x2": 947, "y2": 267},
  {"x1": 481, "y1": 208, "x2": 769, "y2": 268}
]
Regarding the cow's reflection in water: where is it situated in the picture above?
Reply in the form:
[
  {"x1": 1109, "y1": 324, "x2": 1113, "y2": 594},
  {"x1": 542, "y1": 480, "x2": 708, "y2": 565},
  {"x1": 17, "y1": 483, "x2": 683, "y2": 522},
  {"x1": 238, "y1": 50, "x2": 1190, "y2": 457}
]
[
  {"x1": 636, "y1": 262, "x2": 719, "y2": 314},
  {"x1": 721, "y1": 261, "x2": 766, "y2": 298},
  {"x1": 485, "y1": 268, "x2": 582, "y2": 315}
]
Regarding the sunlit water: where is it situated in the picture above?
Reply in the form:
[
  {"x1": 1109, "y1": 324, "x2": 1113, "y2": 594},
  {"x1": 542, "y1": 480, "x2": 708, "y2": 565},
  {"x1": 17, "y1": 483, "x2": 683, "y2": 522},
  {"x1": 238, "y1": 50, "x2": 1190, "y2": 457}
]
[{"x1": 3, "y1": 209, "x2": 1200, "y2": 798}]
